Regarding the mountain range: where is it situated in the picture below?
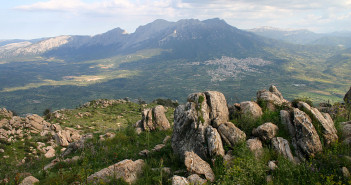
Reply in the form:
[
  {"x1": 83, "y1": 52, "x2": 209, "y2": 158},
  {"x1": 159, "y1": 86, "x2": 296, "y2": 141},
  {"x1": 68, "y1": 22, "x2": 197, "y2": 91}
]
[{"x1": 0, "y1": 18, "x2": 350, "y2": 115}]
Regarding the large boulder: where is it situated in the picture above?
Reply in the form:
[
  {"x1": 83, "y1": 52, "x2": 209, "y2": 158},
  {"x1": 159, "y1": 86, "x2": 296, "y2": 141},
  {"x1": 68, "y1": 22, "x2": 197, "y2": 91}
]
[
  {"x1": 172, "y1": 91, "x2": 229, "y2": 160},
  {"x1": 297, "y1": 102, "x2": 338, "y2": 145},
  {"x1": 271, "y1": 137, "x2": 295, "y2": 162},
  {"x1": 25, "y1": 114, "x2": 51, "y2": 131},
  {"x1": 218, "y1": 122, "x2": 246, "y2": 147},
  {"x1": 206, "y1": 126, "x2": 225, "y2": 157},
  {"x1": 87, "y1": 159, "x2": 144, "y2": 184},
  {"x1": 138, "y1": 105, "x2": 170, "y2": 131},
  {"x1": 252, "y1": 122, "x2": 278, "y2": 142},
  {"x1": 153, "y1": 105, "x2": 171, "y2": 130},
  {"x1": 257, "y1": 85, "x2": 288, "y2": 107},
  {"x1": 184, "y1": 151, "x2": 215, "y2": 182},
  {"x1": 54, "y1": 130, "x2": 70, "y2": 146},
  {"x1": 240, "y1": 101, "x2": 263, "y2": 118},
  {"x1": 293, "y1": 108, "x2": 323, "y2": 158},
  {"x1": 280, "y1": 110, "x2": 295, "y2": 136},
  {"x1": 204, "y1": 91, "x2": 229, "y2": 127}
]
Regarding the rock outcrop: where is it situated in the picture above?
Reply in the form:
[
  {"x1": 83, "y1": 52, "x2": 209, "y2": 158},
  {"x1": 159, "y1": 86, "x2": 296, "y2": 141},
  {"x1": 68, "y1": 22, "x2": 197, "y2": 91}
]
[
  {"x1": 25, "y1": 114, "x2": 51, "y2": 132},
  {"x1": 61, "y1": 133, "x2": 93, "y2": 157},
  {"x1": 135, "y1": 105, "x2": 170, "y2": 132},
  {"x1": 292, "y1": 108, "x2": 323, "y2": 158},
  {"x1": 206, "y1": 126, "x2": 225, "y2": 157},
  {"x1": 280, "y1": 110, "x2": 295, "y2": 136},
  {"x1": 87, "y1": 159, "x2": 144, "y2": 184},
  {"x1": 252, "y1": 122, "x2": 278, "y2": 142},
  {"x1": 297, "y1": 102, "x2": 338, "y2": 144},
  {"x1": 271, "y1": 137, "x2": 295, "y2": 162},
  {"x1": 257, "y1": 85, "x2": 288, "y2": 108},
  {"x1": 184, "y1": 151, "x2": 215, "y2": 182},
  {"x1": 172, "y1": 91, "x2": 230, "y2": 160},
  {"x1": 218, "y1": 122, "x2": 246, "y2": 147},
  {"x1": 0, "y1": 108, "x2": 13, "y2": 118},
  {"x1": 240, "y1": 101, "x2": 263, "y2": 118}
]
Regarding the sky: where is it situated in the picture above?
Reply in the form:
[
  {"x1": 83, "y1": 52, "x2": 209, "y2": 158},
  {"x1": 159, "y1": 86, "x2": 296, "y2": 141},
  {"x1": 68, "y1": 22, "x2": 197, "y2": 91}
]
[{"x1": 1, "y1": 0, "x2": 351, "y2": 39}]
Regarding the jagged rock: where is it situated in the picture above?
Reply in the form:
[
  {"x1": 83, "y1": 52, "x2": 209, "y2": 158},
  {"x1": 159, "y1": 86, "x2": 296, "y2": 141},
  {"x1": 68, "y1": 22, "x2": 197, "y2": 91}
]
[
  {"x1": 268, "y1": 161, "x2": 278, "y2": 171},
  {"x1": 172, "y1": 175, "x2": 189, "y2": 185},
  {"x1": 271, "y1": 137, "x2": 295, "y2": 162},
  {"x1": 184, "y1": 151, "x2": 215, "y2": 182},
  {"x1": 54, "y1": 130, "x2": 70, "y2": 146},
  {"x1": 297, "y1": 102, "x2": 338, "y2": 144},
  {"x1": 257, "y1": 85, "x2": 288, "y2": 107},
  {"x1": 293, "y1": 108, "x2": 323, "y2": 158},
  {"x1": 61, "y1": 133, "x2": 93, "y2": 157},
  {"x1": 138, "y1": 105, "x2": 170, "y2": 131},
  {"x1": 25, "y1": 114, "x2": 50, "y2": 131},
  {"x1": 342, "y1": 167, "x2": 350, "y2": 178},
  {"x1": 240, "y1": 101, "x2": 263, "y2": 118},
  {"x1": 19, "y1": 176, "x2": 39, "y2": 185},
  {"x1": 50, "y1": 124, "x2": 62, "y2": 132},
  {"x1": 218, "y1": 122, "x2": 246, "y2": 147},
  {"x1": 344, "y1": 86, "x2": 351, "y2": 104},
  {"x1": 172, "y1": 91, "x2": 230, "y2": 160},
  {"x1": 187, "y1": 174, "x2": 207, "y2": 185},
  {"x1": 246, "y1": 138, "x2": 263, "y2": 158},
  {"x1": 204, "y1": 91, "x2": 229, "y2": 127},
  {"x1": 87, "y1": 159, "x2": 144, "y2": 184},
  {"x1": 172, "y1": 94, "x2": 209, "y2": 159},
  {"x1": 0, "y1": 108, "x2": 13, "y2": 118},
  {"x1": 252, "y1": 122, "x2": 278, "y2": 142},
  {"x1": 280, "y1": 110, "x2": 295, "y2": 136},
  {"x1": 153, "y1": 105, "x2": 171, "y2": 130},
  {"x1": 206, "y1": 126, "x2": 225, "y2": 157}
]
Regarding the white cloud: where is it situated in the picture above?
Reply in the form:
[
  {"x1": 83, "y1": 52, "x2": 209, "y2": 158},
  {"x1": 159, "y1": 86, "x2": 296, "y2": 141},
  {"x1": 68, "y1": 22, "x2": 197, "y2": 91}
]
[
  {"x1": 12, "y1": 0, "x2": 351, "y2": 33},
  {"x1": 15, "y1": 0, "x2": 89, "y2": 12}
]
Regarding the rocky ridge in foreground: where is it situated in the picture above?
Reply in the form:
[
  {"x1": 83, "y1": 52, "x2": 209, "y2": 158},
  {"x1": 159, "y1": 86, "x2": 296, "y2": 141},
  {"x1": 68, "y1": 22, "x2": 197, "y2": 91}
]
[{"x1": 0, "y1": 86, "x2": 350, "y2": 184}]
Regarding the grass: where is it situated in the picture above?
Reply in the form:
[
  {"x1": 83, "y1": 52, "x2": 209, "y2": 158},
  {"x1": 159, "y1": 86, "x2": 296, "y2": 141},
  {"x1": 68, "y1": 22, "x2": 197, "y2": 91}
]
[
  {"x1": 48, "y1": 100, "x2": 174, "y2": 133},
  {"x1": 1, "y1": 98, "x2": 351, "y2": 184}
]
